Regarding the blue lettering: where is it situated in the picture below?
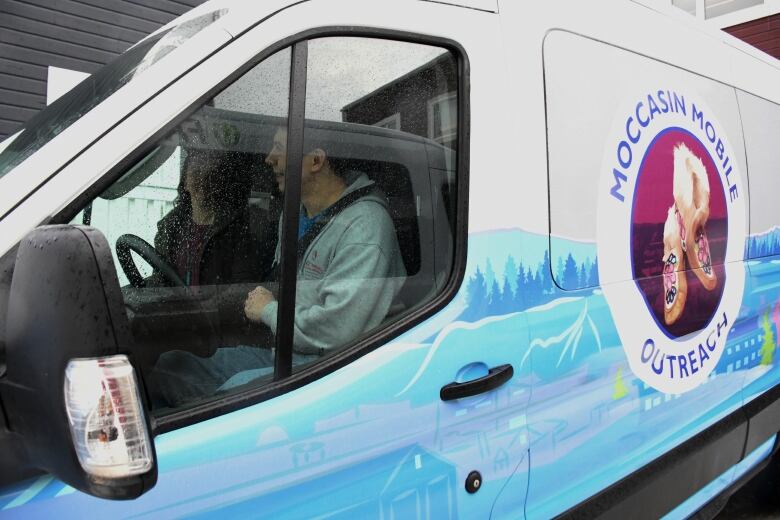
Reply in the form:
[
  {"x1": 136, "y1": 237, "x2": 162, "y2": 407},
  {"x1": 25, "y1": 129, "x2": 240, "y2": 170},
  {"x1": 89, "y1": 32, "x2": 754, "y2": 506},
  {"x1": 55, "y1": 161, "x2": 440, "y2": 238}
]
[
  {"x1": 648, "y1": 95, "x2": 661, "y2": 119},
  {"x1": 678, "y1": 353, "x2": 689, "y2": 377},
  {"x1": 692, "y1": 104, "x2": 705, "y2": 130},
  {"x1": 705, "y1": 121, "x2": 717, "y2": 143},
  {"x1": 723, "y1": 166, "x2": 732, "y2": 186},
  {"x1": 618, "y1": 141, "x2": 632, "y2": 169},
  {"x1": 688, "y1": 350, "x2": 699, "y2": 374},
  {"x1": 716, "y1": 139, "x2": 725, "y2": 161},
  {"x1": 657, "y1": 90, "x2": 670, "y2": 113},
  {"x1": 636, "y1": 102, "x2": 650, "y2": 127},
  {"x1": 641, "y1": 339, "x2": 655, "y2": 363},
  {"x1": 698, "y1": 343, "x2": 711, "y2": 364},
  {"x1": 674, "y1": 93, "x2": 686, "y2": 115},
  {"x1": 667, "y1": 354, "x2": 677, "y2": 378},
  {"x1": 716, "y1": 312, "x2": 729, "y2": 338},
  {"x1": 706, "y1": 330, "x2": 717, "y2": 351},
  {"x1": 723, "y1": 164, "x2": 737, "y2": 200},
  {"x1": 652, "y1": 349, "x2": 665, "y2": 375},
  {"x1": 610, "y1": 168, "x2": 629, "y2": 203},
  {"x1": 626, "y1": 117, "x2": 641, "y2": 144}
]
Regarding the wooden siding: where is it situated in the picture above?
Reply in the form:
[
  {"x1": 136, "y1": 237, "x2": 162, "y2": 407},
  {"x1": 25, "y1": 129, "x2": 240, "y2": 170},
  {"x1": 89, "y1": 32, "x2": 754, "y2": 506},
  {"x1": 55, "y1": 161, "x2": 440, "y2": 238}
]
[
  {"x1": 0, "y1": 0, "x2": 206, "y2": 140},
  {"x1": 724, "y1": 13, "x2": 780, "y2": 60}
]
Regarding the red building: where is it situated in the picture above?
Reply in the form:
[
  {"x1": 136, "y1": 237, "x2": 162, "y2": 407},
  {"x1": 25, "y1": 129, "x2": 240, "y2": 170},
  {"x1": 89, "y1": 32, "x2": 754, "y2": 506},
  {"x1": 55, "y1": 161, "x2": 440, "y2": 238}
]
[{"x1": 725, "y1": 13, "x2": 780, "y2": 59}]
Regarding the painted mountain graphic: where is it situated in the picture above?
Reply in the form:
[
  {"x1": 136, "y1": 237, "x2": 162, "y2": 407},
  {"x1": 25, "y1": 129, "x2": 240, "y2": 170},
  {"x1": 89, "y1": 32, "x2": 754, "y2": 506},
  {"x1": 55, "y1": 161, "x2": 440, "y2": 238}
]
[{"x1": 520, "y1": 293, "x2": 621, "y2": 381}]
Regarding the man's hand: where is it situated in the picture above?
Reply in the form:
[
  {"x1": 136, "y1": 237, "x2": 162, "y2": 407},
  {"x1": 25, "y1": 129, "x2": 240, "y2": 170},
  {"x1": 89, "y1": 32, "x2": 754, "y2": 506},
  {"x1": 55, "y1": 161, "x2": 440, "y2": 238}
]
[{"x1": 245, "y1": 286, "x2": 275, "y2": 323}]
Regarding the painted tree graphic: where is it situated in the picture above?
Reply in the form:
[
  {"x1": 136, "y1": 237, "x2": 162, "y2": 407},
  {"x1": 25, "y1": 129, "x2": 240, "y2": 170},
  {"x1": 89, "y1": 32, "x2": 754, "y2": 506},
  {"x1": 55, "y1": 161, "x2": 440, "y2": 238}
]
[
  {"x1": 488, "y1": 278, "x2": 502, "y2": 315},
  {"x1": 462, "y1": 253, "x2": 599, "y2": 320},
  {"x1": 612, "y1": 368, "x2": 629, "y2": 400},
  {"x1": 499, "y1": 275, "x2": 514, "y2": 312},
  {"x1": 465, "y1": 266, "x2": 488, "y2": 321},
  {"x1": 504, "y1": 256, "x2": 518, "y2": 293},
  {"x1": 484, "y1": 258, "x2": 496, "y2": 298},
  {"x1": 556, "y1": 256, "x2": 565, "y2": 285},
  {"x1": 590, "y1": 258, "x2": 599, "y2": 287},
  {"x1": 541, "y1": 250, "x2": 553, "y2": 293},
  {"x1": 759, "y1": 310, "x2": 776, "y2": 366},
  {"x1": 563, "y1": 254, "x2": 579, "y2": 289}
]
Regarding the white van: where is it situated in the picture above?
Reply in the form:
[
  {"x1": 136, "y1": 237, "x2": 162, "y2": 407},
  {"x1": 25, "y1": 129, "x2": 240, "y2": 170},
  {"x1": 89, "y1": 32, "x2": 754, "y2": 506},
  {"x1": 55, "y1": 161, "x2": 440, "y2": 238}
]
[{"x1": 0, "y1": 0, "x2": 778, "y2": 517}]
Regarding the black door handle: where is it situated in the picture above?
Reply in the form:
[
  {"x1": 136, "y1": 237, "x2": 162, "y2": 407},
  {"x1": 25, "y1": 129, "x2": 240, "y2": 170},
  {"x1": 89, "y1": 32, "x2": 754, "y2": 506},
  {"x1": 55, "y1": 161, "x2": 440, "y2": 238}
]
[{"x1": 440, "y1": 364, "x2": 514, "y2": 401}]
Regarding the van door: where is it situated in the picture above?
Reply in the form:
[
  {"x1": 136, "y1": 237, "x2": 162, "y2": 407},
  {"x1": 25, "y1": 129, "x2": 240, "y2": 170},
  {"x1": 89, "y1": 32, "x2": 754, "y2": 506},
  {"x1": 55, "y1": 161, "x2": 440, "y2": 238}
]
[
  {"x1": 0, "y1": 2, "x2": 532, "y2": 518},
  {"x1": 498, "y1": 1, "x2": 754, "y2": 517}
]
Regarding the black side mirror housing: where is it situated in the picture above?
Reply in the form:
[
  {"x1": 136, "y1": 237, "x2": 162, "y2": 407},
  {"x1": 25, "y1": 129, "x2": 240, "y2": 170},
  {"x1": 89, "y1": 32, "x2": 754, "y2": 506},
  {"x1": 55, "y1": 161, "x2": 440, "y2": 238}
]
[{"x1": 0, "y1": 225, "x2": 157, "y2": 499}]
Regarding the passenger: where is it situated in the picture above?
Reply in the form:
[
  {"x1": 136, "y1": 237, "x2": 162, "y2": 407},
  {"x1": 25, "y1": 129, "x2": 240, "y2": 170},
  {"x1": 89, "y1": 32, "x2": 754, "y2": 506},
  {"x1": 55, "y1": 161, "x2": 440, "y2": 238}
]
[
  {"x1": 150, "y1": 127, "x2": 406, "y2": 407},
  {"x1": 149, "y1": 149, "x2": 275, "y2": 286}
]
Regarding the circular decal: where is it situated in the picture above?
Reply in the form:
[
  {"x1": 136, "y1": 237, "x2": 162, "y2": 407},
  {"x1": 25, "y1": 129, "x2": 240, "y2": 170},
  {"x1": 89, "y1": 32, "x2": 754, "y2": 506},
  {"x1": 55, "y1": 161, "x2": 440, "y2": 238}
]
[
  {"x1": 598, "y1": 89, "x2": 746, "y2": 394},
  {"x1": 214, "y1": 122, "x2": 240, "y2": 148}
]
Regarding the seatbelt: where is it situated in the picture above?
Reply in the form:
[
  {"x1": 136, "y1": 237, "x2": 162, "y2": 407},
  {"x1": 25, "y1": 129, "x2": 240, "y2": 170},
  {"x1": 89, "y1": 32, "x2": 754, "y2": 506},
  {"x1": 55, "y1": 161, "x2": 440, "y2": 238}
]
[
  {"x1": 267, "y1": 184, "x2": 378, "y2": 282},
  {"x1": 295, "y1": 184, "x2": 376, "y2": 265},
  {"x1": 276, "y1": 184, "x2": 379, "y2": 357}
]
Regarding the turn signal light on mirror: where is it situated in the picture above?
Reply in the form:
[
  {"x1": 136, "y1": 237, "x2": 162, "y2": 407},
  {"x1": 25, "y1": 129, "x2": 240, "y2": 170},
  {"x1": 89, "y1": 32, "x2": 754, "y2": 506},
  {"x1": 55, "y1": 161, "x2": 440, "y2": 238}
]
[{"x1": 64, "y1": 355, "x2": 152, "y2": 479}]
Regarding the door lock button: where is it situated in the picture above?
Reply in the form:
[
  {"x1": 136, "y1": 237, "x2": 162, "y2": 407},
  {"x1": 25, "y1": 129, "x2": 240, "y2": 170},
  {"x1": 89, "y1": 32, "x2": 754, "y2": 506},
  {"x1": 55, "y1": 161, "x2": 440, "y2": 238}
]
[{"x1": 465, "y1": 470, "x2": 482, "y2": 494}]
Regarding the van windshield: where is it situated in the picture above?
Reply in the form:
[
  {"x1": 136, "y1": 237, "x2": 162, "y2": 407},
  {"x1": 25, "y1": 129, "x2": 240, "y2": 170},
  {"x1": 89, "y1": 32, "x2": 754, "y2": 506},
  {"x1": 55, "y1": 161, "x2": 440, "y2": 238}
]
[{"x1": 0, "y1": 10, "x2": 227, "y2": 181}]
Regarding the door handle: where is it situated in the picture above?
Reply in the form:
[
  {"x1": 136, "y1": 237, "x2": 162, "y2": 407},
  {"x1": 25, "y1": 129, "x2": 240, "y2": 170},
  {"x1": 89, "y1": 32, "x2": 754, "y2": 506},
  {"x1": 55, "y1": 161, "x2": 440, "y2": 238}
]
[{"x1": 440, "y1": 364, "x2": 514, "y2": 401}]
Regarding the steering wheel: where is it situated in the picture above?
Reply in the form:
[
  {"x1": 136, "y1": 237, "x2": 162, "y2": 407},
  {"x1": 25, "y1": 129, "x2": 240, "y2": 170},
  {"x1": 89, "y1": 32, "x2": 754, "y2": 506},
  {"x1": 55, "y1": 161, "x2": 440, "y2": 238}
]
[{"x1": 116, "y1": 234, "x2": 186, "y2": 288}]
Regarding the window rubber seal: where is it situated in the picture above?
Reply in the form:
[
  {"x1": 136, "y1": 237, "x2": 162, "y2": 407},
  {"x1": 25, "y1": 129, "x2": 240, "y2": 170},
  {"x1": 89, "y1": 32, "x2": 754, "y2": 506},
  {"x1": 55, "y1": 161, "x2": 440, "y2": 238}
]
[{"x1": 273, "y1": 40, "x2": 308, "y2": 379}]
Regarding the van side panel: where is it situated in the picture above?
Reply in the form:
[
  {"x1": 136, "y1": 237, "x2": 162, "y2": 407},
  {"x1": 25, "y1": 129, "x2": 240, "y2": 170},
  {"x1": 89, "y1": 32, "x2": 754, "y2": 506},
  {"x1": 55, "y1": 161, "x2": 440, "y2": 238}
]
[
  {"x1": 738, "y1": 91, "x2": 780, "y2": 429},
  {"x1": 523, "y1": 27, "x2": 762, "y2": 519},
  {"x1": 0, "y1": 291, "x2": 531, "y2": 519}
]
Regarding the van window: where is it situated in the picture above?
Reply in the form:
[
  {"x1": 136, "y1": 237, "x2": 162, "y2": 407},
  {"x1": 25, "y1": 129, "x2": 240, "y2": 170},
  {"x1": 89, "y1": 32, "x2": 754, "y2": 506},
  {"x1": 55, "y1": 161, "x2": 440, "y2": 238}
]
[
  {"x1": 68, "y1": 46, "x2": 291, "y2": 412},
  {"x1": 67, "y1": 37, "x2": 459, "y2": 415},
  {"x1": 544, "y1": 31, "x2": 746, "y2": 290},
  {"x1": 285, "y1": 37, "x2": 457, "y2": 372},
  {"x1": 737, "y1": 91, "x2": 780, "y2": 259}
]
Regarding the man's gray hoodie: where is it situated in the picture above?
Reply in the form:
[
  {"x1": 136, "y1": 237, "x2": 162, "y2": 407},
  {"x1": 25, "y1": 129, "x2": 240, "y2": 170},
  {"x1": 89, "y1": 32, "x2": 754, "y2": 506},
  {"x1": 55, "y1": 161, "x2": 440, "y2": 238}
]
[{"x1": 259, "y1": 173, "x2": 406, "y2": 353}]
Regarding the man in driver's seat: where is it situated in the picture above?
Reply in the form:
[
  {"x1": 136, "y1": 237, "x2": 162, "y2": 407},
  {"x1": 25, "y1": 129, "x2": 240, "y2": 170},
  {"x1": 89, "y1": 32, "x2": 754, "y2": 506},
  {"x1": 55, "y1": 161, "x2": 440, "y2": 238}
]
[{"x1": 151, "y1": 126, "x2": 406, "y2": 407}]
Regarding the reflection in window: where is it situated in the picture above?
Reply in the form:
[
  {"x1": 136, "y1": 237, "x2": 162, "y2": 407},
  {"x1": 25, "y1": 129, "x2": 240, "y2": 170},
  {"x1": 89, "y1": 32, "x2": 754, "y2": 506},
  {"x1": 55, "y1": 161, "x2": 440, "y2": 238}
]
[
  {"x1": 89, "y1": 148, "x2": 181, "y2": 285},
  {"x1": 283, "y1": 37, "x2": 459, "y2": 371},
  {"x1": 69, "y1": 48, "x2": 291, "y2": 412},
  {"x1": 375, "y1": 113, "x2": 401, "y2": 130},
  {"x1": 334, "y1": 44, "x2": 457, "y2": 149},
  {"x1": 428, "y1": 92, "x2": 458, "y2": 149},
  {"x1": 73, "y1": 37, "x2": 462, "y2": 414}
]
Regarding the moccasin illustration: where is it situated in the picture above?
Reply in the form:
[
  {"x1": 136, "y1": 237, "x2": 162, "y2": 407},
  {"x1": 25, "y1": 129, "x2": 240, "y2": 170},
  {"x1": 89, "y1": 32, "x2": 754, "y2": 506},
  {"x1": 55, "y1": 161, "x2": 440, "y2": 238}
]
[
  {"x1": 663, "y1": 205, "x2": 687, "y2": 325},
  {"x1": 673, "y1": 143, "x2": 717, "y2": 290}
]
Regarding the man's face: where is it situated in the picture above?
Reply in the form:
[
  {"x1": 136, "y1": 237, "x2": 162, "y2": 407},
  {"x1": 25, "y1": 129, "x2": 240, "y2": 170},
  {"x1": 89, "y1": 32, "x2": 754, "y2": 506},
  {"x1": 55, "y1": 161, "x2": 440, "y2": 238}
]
[
  {"x1": 265, "y1": 128, "x2": 288, "y2": 192},
  {"x1": 265, "y1": 128, "x2": 321, "y2": 197}
]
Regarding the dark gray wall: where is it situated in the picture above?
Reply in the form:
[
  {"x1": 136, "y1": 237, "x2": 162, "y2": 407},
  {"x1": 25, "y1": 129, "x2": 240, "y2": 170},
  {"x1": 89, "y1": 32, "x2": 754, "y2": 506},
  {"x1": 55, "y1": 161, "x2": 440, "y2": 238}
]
[{"x1": 0, "y1": 0, "x2": 207, "y2": 140}]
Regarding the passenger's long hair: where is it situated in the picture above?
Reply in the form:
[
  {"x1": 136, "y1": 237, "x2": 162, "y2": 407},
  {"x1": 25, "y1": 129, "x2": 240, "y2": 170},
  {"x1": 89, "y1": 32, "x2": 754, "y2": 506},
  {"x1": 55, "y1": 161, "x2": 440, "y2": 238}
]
[{"x1": 175, "y1": 148, "x2": 252, "y2": 221}]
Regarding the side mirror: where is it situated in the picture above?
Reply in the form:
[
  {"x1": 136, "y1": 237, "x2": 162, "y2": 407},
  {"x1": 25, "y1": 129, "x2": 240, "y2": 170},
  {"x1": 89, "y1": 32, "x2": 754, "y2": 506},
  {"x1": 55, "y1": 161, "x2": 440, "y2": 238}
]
[{"x1": 0, "y1": 225, "x2": 156, "y2": 499}]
